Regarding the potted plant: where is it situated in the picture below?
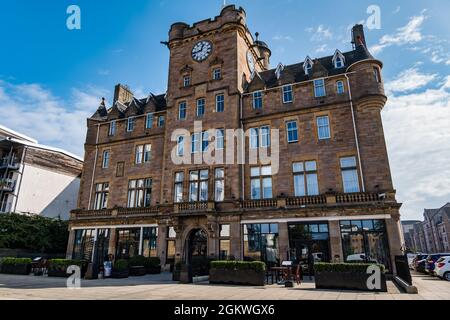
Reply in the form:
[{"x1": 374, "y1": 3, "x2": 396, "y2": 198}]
[
  {"x1": 145, "y1": 257, "x2": 161, "y2": 274},
  {"x1": 111, "y1": 259, "x2": 129, "y2": 278},
  {"x1": 314, "y1": 262, "x2": 387, "y2": 292},
  {"x1": 209, "y1": 261, "x2": 266, "y2": 286},
  {"x1": 0, "y1": 257, "x2": 32, "y2": 275},
  {"x1": 128, "y1": 255, "x2": 147, "y2": 277},
  {"x1": 47, "y1": 259, "x2": 86, "y2": 277}
]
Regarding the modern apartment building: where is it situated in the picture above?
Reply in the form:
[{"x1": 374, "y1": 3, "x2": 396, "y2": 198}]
[
  {"x1": 0, "y1": 125, "x2": 83, "y2": 219},
  {"x1": 67, "y1": 6, "x2": 403, "y2": 274}
]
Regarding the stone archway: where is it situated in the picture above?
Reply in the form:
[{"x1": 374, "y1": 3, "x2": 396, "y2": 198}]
[{"x1": 187, "y1": 228, "x2": 208, "y2": 276}]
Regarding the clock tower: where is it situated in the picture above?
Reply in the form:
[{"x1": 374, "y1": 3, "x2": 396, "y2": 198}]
[{"x1": 161, "y1": 5, "x2": 271, "y2": 203}]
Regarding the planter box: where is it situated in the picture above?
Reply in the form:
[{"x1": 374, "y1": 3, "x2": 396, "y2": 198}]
[
  {"x1": 209, "y1": 268, "x2": 265, "y2": 286},
  {"x1": 48, "y1": 269, "x2": 71, "y2": 278},
  {"x1": 130, "y1": 266, "x2": 146, "y2": 277},
  {"x1": 146, "y1": 266, "x2": 161, "y2": 274},
  {"x1": 315, "y1": 271, "x2": 387, "y2": 292},
  {"x1": 0, "y1": 263, "x2": 31, "y2": 275},
  {"x1": 111, "y1": 270, "x2": 129, "y2": 279}
]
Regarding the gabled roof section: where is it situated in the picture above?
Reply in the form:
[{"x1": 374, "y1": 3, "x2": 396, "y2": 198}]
[
  {"x1": 244, "y1": 44, "x2": 378, "y2": 92},
  {"x1": 91, "y1": 98, "x2": 108, "y2": 120},
  {"x1": 332, "y1": 49, "x2": 346, "y2": 68},
  {"x1": 247, "y1": 71, "x2": 266, "y2": 92}
]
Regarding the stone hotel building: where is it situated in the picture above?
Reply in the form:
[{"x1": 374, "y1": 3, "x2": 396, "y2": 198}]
[{"x1": 67, "y1": 6, "x2": 403, "y2": 275}]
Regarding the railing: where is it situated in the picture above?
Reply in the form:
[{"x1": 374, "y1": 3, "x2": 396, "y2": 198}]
[
  {"x1": 175, "y1": 201, "x2": 210, "y2": 212},
  {"x1": 70, "y1": 192, "x2": 393, "y2": 220},
  {"x1": 336, "y1": 192, "x2": 381, "y2": 203},
  {"x1": 241, "y1": 199, "x2": 277, "y2": 209},
  {"x1": 118, "y1": 206, "x2": 159, "y2": 216},
  {"x1": 0, "y1": 157, "x2": 20, "y2": 170},
  {"x1": 286, "y1": 195, "x2": 326, "y2": 206},
  {"x1": 0, "y1": 179, "x2": 16, "y2": 192},
  {"x1": 72, "y1": 209, "x2": 113, "y2": 218}
]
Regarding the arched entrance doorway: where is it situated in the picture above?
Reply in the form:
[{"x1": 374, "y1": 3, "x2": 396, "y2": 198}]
[{"x1": 187, "y1": 228, "x2": 208, "y2": 276}]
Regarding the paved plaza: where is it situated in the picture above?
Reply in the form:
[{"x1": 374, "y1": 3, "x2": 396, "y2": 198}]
[{"x1": 0, "y1": 271, "x2": 448, "y2": 300}]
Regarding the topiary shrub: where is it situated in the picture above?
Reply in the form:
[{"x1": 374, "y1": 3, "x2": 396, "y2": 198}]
[
  {"x1": 128, "y1": 255, "x2": 147, "y2": 267},
  {"x1": 0, "y1": 257, "x2": 32, "y2": 275},
  {"x1": 47, "y1": 259, "x2": 86, "y2": 277},
  {"x1": 210, "y1": 261, "x2": 266, "y2": 273},
  {"x1": 113, "y1": 259, "x2": 129, "y2": 271},
  {"x1": 313, "y1": 262, "x2": 385, "y2": 274}
]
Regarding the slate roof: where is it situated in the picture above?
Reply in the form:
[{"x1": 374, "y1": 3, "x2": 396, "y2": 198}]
[
  {"x1": 90, "y1": 93, "x2": 167, "y2": 121},
  {"x1": 247, "y1": 44, "x2": 375, "y2": 91}
]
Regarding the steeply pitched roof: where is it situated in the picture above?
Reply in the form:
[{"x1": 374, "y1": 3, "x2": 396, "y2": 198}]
[
  {"x1": 89, "y1": 93, "x2": 167, "y2": 121},
  {"x1": 246, "y1": 44, "x2": 376, "y2": 91}
]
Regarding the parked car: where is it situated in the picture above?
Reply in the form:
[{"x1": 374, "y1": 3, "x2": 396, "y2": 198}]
[
  {"x1": 413, "y1": 254, "x2": 429, "y2": 273},
  {"x1": 434, "y1": 256, "x2": 450, "y2": 281},
  {"x1": 346, "y1": 254, "x2": 378, "y2": 264},
  {"x1": 407, "y1": 253, "x2": 417, "y2": 269},
  {"x1": 426, "y1": 253, "x2": 450, "y2": 275}
]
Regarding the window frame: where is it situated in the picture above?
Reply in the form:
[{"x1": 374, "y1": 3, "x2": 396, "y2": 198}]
[
  {"x1": 127, "y1": 178, "x2": 153, "y2": 208},
  {"x1": 317, "y1": 115, "x2": 331, "y2": 140},
  {"x1": 108, "y1": 120, "x2": 116, "y2": 136},
  {"x1": 282, "y1": 85, "x2": 293, "y2": 104},
  {"x1": 158, "y1": 115, "x2": 165, "y2": 127},
  {"x1": 216, "y1": 94, "x2": 225, "y2": 113},
  {"x1": 196, "y1": 98, "x2": 205, "y2": 117},
  {"x1": 250, "y1": 165, "x2": 273, "y2": 200},
  {"x1": 214, "y1": 168, "x2": 225, "y2": 202},
  {"x1": 174, "y1": 172, "x2": 184, "y2": 203},
  {"x1": 213, "y1": 67, "x2": 222, "y2": 80},
  {"x1": 102, "y1": 150, "x2": 110, "y2": 169},
  {"x1": 93, "y1": 182, "x2": 109, "y2": 210},
  {"x1": 286, "y1": 121, "x2": 299, "y2": 143},
  {"x1": 183, "y1": 75, "x2": 191, "y2": 87},
  {"x1": 314, "y1": 79, "x2": 326, "y2": 98},
  {"x1": 178, "y1": 101, "x2": 187, "y2": 120},
  {"x1": 340, "y1": 156, "x2": 361, "y2": 193},
  {"x1": 293, "y1": 161, "x2": 319, "y2": 196},
  {"x1": 252, "y1": 91, "x2": 263, "y2": 109},
  {"x1": 189, "y1": 169, "x2": 209, "y2": 202},
  {"x1": 146, "y1": 113, "x2": 154, "y2": 129},
  {"x1": 336, "y1": 80, "x2": 345, "y2": 94},
  {"x1": 127, "y1": 117, "x2": 135, "y2": 132}
]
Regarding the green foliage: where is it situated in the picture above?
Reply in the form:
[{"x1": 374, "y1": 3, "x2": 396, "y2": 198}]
[
  {"x1": 128, "y1": 255, "x2": 161, "y2": 268},
  {"x1": 314, "y1": 262, "x2": 386, "y2": 274},
  {"x1": 210, "y1": 261, "x2": 266, "y2": 273},
  {"x1": 128, "y1": 255, "x2": 147, "y2": 267},
  {"x1": 0, "y1": 257, "x2": 32, "y2": 265},
  {"x1": 145, "y1": 257, "x2": 161, "y2": 268},
  {"x1": 48, "y1": 259, "x2": 85, "y2": 271},
  {"x1": 114, "y1": 259, "x2": 129, "y2": 271},
  {"x1": 0, "y1": 213, "x2": 68, "y2": 253}
]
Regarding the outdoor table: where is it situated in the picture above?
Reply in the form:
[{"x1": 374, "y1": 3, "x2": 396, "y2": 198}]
[{"x1": 270, "y1": 266, "x2": 293, "y2": 286}]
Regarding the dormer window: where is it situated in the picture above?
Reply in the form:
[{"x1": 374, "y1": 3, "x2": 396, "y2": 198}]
[
  {"x1": 183, "y1": 75, "x2": 191, "y2": 87},
  {"x1": 304, "y1": 56, "x2": 313, "y2": 75},
  {"x1": 333, "y1": 50, "x2": 345, "y2": 69},
  {"x1": 275, "y1": 63, "x2": 284, "y2": 80}
]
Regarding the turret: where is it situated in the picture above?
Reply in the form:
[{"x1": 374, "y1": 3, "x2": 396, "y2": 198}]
[{"x1": 254, "y1": 32, "x2": 271, "y2": 70}]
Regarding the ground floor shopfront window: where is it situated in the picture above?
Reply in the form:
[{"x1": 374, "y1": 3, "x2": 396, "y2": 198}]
[
  {"x1": 288, "y1": 222, "x2": 330, "y2": 275},
  {"x1": 115, "y1": 227, "x2": 158, "y2": 259},
  {"x1": 243, "y1": 223, "x2": 279, "y2": 267},
  {"x1": 340, "y1": 219, "x2": 391, "y2": 271},
  {"x1": 72, "y1": 229, "x2": 110, "y2": 264}
]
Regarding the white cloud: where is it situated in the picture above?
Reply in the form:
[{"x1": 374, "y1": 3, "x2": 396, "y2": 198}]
[
  {"x1": 0, "y1": 81, "x2": 109, "y2": 157},
  {"x1": 370, "y1": 12, "x2": 426, "y2": 54},
  {"x1": 315, "y1": 44, "x2": 328, "y2": 53},
  {"x1": 306, "y1": 25, "x2": 333, "y2": 42},
  {"x1": 383, "y1": 75, "x2": 450, "y2": 220},
  {"x1": 385, "y1": 68, "x2": 437, "y2": 93},
  {"x1": 272, "y1": 35, "x2": 294, "y2": 42}
]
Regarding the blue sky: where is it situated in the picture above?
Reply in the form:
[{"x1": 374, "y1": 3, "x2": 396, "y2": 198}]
[{"x1": 0, "y1": 0, "x2": 449, "y2": 220}]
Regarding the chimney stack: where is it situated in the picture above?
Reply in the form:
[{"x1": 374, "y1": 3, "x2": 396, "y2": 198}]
[
  {"x1": 351, "y1": 24, "x2": 367, "y2": 49},
  {"x1": 113, "y1": 84, "x2": 134, "y2": 104}
]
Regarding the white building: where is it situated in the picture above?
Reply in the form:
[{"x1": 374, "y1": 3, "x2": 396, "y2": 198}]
[{"x1": 0, "y1": 125, "x2": 83, "y2": 220}]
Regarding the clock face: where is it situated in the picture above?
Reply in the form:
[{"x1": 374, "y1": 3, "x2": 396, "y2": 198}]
[
  {"x1": 247, "y1": 50, "x2": 255, "y2": 73},
  {"x1": 191, "y1": 40, "x2": 213, "y2": 62}
]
